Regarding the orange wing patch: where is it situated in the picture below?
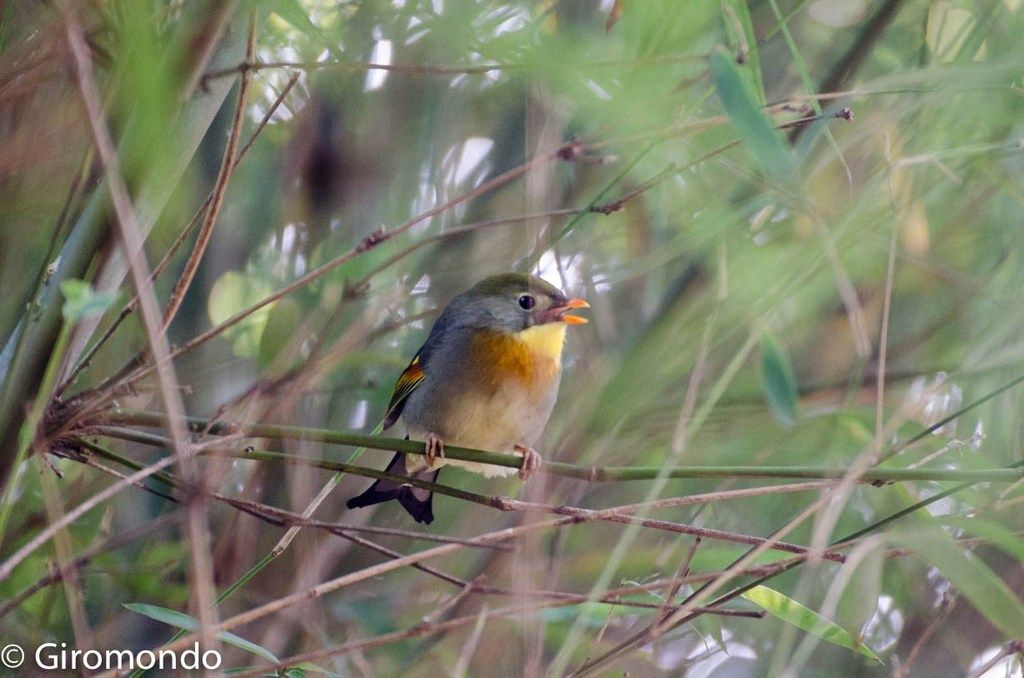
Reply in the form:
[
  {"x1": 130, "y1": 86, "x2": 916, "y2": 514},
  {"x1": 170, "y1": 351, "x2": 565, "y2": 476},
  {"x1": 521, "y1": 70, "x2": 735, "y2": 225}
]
[{"x1": 383, "y1": 354, "x2": 425, "y2": 429}]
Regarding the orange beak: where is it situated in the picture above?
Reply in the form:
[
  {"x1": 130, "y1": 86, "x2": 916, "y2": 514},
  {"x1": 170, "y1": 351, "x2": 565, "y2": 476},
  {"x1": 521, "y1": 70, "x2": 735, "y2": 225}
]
[{"x1": 557, "y1": 298, "x2": 589, "y2": 325}]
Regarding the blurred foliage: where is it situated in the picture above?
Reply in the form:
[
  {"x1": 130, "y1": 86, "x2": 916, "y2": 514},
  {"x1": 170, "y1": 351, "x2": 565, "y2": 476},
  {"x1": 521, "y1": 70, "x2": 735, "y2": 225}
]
[{"x1": 2, "y1": 0, "x2": 1024, "y2": 675}]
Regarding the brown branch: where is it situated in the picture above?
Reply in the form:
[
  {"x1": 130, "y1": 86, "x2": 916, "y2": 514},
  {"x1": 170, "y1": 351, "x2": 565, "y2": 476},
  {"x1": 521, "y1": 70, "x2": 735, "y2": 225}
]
[
  {"x1": 229, "y1": 597, "x2": 757, "y2": 678},
  {"x1": 94, "y1": 137, "x2": 587, "y2": 399},
  {"x1": 57, "y1": 72, "x2": 301, "y2": 396},
  {"x1": 0, "y1": 513, "x2": 178, "y2": 621},
  {"x1": 68, "y1": 442, "x2": 779, "y2": 618},
  {"x1": 82, "y1": 427, "x2": 858, "y2": 564},
  {"x1": 62, "y1": 9, "x2": 220, "y2": 650},
  {"x1": 160, "y1": 16, "x2": 256, "y2": 330},
  {"x1": 966, "y1": 640, "x2": 1024, "y2": 678},
  {"x1": 493, "y1": 496, "x2": 850, "y2": 562},
  {"x1": 0, "y1": 450, "x2": 182, "y2": 582}
]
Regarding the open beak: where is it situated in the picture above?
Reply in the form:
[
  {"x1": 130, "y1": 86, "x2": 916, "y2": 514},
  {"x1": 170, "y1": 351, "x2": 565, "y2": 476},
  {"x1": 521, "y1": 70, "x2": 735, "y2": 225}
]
[{"x1": 553, "y1": 298, "x2": 589, "y2": 325}]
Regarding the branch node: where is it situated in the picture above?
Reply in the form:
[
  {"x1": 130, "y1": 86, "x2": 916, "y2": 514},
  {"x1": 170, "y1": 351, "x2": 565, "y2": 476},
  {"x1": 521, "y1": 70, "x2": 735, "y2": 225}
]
[
  {"x1": 357, "y1": 227, "x2": 390, "y2": 253},
  {"x1": 493, "y1": 496, "x2": 515, "y2": 511},
  {"x1": 556, "y1": 138, "x2": 587, "y2": 162},
  {"x1": 591, "y1": 199, "x2": 625, "y2": 215}
]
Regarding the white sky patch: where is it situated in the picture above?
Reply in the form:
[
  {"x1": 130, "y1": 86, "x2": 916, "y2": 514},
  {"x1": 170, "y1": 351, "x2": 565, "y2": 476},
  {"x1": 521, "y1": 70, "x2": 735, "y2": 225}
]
[
  {"x1": 590, "y1": 273, "x2": 613, "y2": 293},
  {"x1": 405, "y1": 15, "x2": 427, "y2": 44},
  {"x1": 535, "y1": 249, "x2": 584, "y2": 294},
  {"x1": 809, "y1": 0, "x2": 866, "y2": 26},
  {"x1": 586, "y1": 79, "x2": 612, "y2": 101},
  {"x1": 969, "y1": 645, "x2": 1023, "y2": 677},
  {"x1": 862, "y1": 594, "x2": 904, "y2": 653},
  {"x1": 280, "y1": 223, "x2": 298, "y2": 253},
  {"x1": 442, "y1": 137, "x2": 494, "y2": 186},
  {"x1": 490, "y1": 7, "x2": 530, "y2": 36},
  {"x1": 411, "y1": 274, "x2": 431, "y2": 295},
  {"x1": 349, "y1": 400, "x2": 369, "y2": 429},
  {"x1": 365, "y1": 38, "x2": 393, "y2": 91},
  {"x1": 904, "y1": 373, "x2": 964, "y2": 437},
  {"x1": 646, "y1": 628, "x2": 756, "y2": 675},
  {"x1": 972, "y1": 420, "x2": 985, "y2": 450},
  {"x1": 248, "y1": 42, "x2": 309, "y2": 124},
  {"x1": 410, "y1": 177, "x2": 438, "y2": 235}
]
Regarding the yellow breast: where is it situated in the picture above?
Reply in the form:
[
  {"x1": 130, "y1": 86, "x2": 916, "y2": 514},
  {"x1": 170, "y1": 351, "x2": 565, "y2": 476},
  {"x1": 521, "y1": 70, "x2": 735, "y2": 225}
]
[{"x1": 469, "y1": 323, "x2": 565, "y2": 393}]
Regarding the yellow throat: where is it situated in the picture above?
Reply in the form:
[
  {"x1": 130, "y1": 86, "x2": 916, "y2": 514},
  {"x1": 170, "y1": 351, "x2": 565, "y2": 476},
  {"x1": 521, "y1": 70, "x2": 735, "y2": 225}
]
[{"x1": 514, "y1": 322, "x2": 568, "y2": 362}]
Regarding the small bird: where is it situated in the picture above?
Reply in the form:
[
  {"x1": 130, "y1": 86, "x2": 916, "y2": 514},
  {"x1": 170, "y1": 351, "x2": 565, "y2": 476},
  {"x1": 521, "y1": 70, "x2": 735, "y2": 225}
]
[{"x1": 346, "y1": 272, "x2": 588, "y2": 524}]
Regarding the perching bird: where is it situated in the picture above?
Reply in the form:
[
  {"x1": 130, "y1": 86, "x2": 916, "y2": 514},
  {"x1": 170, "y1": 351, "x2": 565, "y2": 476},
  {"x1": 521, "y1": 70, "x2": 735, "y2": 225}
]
[{"x1": 346, "y1": 273, "x2": 588, "y2": 524}]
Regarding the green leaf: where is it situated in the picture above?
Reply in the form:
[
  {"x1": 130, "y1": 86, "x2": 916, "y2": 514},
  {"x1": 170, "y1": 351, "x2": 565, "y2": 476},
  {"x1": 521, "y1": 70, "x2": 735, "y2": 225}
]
[
  {"x1": 759, "y1": 331, "x2": 798, "y2": 427},
  {"x1": 939, "y1": 516, "x2": 1024, "y2": 562},
  {"x1": 60, "y1": 279, "x2": 120, "y2": 321},
  {"x1": 709, "y1": 46, "x2": 792, "y2": 181},
  {"x1": 258, "y1": 298, "x2": 302, "y2": 370},
  {"x1": 207, "y1": 271, "x2": 273, "y2": 359},
  {"x1": 267, "y1": 0, "x2": 329, "y2": 42},
  {"x1": 721, "y1": 0, "x2": 764, "y2": 104},
  {"x1": 741, "y1": 585, "x2": 881, "y2": 662},
  {"x1": 123, "y1": 603, "x2": 279, "y2": 664},
  {"x1": 898, "y1": 528, "x2": 1024, "y2": 639}
]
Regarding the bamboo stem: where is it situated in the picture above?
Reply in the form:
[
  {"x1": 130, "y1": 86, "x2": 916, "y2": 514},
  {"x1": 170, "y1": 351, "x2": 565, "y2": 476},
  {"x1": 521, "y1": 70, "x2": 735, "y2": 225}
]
[{"x1": 102, "y1": 408, "x2": 1024, "y2": 484}]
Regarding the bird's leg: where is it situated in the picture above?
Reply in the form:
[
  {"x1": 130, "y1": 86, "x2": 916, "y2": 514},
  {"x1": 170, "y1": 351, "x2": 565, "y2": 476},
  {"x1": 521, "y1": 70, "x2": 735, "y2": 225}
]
[
  {"x1": 513, "y1": 443, "x2": 542, "y2": 481},
  {"x1": 424, "y1": 432, "x2": 445, "y2": 468}
]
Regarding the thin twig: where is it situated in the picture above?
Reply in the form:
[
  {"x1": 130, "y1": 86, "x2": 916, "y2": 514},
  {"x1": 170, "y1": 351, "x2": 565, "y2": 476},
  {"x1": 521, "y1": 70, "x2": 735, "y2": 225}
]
[
  {"x1": 57, "y1": 72, "x2": 301, "y2": 395},
  {"x1": 71, "y1": 441, "x2": 813, "y2": 615},
  {"x1": 63, "y1": 11, "x2": 220, "y2": 650},
  {"x1": 95, "y1": 410, "x2": 1024, "y2": 484},
  {"x1": 96, "y1": 138, "x2": 587, "y2": 401},
  {"x1": 200, "y1": 52, "x2": 707, "y2": 84},
  {"x1": 0, "y1": 513, "x2": 177, "y2": 621},
  {"x1": 37, "y1": 457, "x2": 94, "y2": 650},
  {"x1": 573, "y1": 501, "x2": 825, "y2": 676},
  {"x1": 161, "y1": 16, "x2": 255, "y2": 330},
  {"x1": 966, "y1": 640, "x2": 1024, "y2": 678},
  {"x1": 877, "y1": 195, "x2": 900, "y2": 440},
  {"x1": 0, "y1": 451, "x2": 181, "y2": 582},
  {"x1": 896, "y1": 593, "x2": 957, "y2": 677}
]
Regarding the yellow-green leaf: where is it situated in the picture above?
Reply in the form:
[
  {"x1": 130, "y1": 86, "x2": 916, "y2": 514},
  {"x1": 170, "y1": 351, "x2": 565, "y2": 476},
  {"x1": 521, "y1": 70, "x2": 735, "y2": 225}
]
[
  {"x1": 60, "y1": 279, "x2": 120, "y2": 321},
  {"x1": 258, "y1": 298, "x2": 302, "y2": 370},
  {"x1": 710, "y1": 46, "x2": 792, "y2": 181},
  {"x1": 123, "y1": 602, "x2": 278, "y2": 663},
  {"x1": 741, "y1": 585, "x2": 881, "y2": 662},
  {"x1": 760, "y1": 331, "x2": 798, "y2": 427}
]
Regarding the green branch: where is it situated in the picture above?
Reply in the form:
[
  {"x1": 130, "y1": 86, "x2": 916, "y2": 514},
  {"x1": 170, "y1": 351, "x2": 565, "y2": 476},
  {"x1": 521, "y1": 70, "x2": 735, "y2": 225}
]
[{"x1": 101, "y1": 408, "x2": 1024, "y2": 484}]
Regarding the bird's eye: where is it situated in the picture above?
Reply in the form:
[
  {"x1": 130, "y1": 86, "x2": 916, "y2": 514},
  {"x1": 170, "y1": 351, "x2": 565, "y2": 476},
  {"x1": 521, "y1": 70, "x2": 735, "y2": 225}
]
[{"x1": 518, "y1": 294, "x2": 536, "y2": 310}]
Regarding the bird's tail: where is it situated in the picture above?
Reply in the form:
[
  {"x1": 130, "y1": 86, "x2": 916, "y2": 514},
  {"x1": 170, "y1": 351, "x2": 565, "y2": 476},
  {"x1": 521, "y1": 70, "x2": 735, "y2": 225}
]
[{"x1": 346, "y1": 451, "x2": 439, "y2": 524}]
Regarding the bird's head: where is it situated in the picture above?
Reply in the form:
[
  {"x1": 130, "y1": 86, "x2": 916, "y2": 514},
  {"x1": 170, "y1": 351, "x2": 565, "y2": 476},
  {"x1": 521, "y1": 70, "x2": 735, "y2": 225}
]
[{"x1": 455, "y1": 272, "x2": 589, "y2": 334}]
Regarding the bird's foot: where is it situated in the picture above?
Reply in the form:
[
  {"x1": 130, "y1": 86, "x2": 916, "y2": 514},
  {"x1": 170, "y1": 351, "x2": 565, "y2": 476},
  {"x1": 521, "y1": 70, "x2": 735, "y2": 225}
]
[
  {"x1": 514, "y1": 444, "x2": 541, "y2": 481},
  {"x1": 425, "y1": 432, "x2": 445, "y2": 468}
]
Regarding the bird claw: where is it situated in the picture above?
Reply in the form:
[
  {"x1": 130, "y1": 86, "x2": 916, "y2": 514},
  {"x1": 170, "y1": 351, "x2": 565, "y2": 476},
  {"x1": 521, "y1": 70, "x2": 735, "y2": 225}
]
[
  {"x1": 425, "y1": 432, "x2": 445, "y2": 468},
  {"x1": 514, "y1": 444, "x2": 541, "y2": 481}
]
